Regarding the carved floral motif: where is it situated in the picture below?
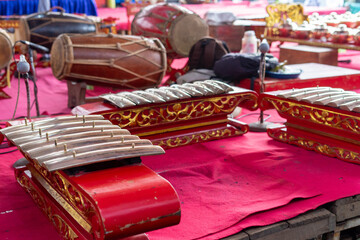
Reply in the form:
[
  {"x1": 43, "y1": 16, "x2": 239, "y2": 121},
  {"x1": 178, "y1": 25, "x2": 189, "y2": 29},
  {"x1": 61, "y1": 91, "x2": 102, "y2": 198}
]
[
  {"x1": 103, "y1": 94, "x2": 257, "y2": 128},
  {"x1": 265, "y1": 98, "x2": 360, "y2": 134},
  {"x1": 268, "y1": 128, "x2": 360, "y2": 163},
  {"x1": 16, "y1": 171, "x2": 78, "y2": 240},
  {"x1": 154, "y1": 128, "x2": 244, "y2": 148}
]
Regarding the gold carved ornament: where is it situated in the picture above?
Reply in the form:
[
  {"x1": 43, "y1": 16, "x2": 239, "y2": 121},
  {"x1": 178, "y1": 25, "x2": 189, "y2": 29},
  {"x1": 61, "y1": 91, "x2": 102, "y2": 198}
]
[
  {"x1": 52, "y1": 215, "x2": 78, "y2": 240},
  {"x1": 27, "y1": 163, "x2": 99, "y2": 235},
  {"x1": 16, "y1": 171, "x2": 78, "y2": 240},
  {"x1": 268, "y1": 129, "x2": 360, "y2": 164},
  {"x1": 265, "y1": 3, "x2": 308, "y2": 27},
  {"x1": 263, "y1": 97, "x2": 360, "y2": 134},
  {"x1": 156, "y1": 128, "x2": 244, "y2": 148},
  {"x1": 104, "y1": 94, "x2": 256, "y2": 128},
  {"x1": 50, "y1": 171, "x2": 99, "y2": 229}
]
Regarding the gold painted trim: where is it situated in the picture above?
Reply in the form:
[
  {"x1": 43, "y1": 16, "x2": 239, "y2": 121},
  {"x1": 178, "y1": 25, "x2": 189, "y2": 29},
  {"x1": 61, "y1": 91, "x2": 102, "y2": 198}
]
[
  {"x1": 103, "y1": 93, "x2": 257, "y2": 129},
  {"x1": 264, "y1": 97, "x2": 360, "y2": 121},
  {"x1": 286, "y1": 122, "x2": 360, "y2": 146},
  {"x1": 29, "y1": 166, "x2": 92, "y2": 233},
  {"x1": 263, "y1": 97, "x2": 360, "y2": 133},
  {"x1": 136, "y1": 119, "x2": 227, "y2": 137},
  {"x1": 155, "y1": 127, "x2": 244, "y2": 148},
  {"x1": 268, "y1": 128, "x2": 360, "y2": 163}
]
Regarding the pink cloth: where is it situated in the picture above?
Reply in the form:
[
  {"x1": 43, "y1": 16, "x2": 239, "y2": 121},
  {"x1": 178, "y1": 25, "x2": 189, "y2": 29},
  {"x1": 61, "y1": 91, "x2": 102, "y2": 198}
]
[
  {"x1": 0, "y1": 68, "x2": 70, "y2": 120},
  {"x1": 3, "y1": 114, "x2": 360, "y2": 239},
  {"x1": 1, "y1": 45, "x2": 360, "y2": 239}
]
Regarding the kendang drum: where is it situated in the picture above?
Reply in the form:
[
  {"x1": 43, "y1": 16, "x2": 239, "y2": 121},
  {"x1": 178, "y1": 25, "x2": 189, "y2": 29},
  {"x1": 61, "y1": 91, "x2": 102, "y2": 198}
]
[
  {"x1": 131, "y1": 3, "x2": 209, "y2": 59},
  {"x1": 50, "y1": 33, "x2": 167, "y2": 89},
  {"x1": 0, "y1": 29, "x2": 13, "y2": 69},
  {"x1": 19, "y1": 7, "x2": 97, "y2": 49}
]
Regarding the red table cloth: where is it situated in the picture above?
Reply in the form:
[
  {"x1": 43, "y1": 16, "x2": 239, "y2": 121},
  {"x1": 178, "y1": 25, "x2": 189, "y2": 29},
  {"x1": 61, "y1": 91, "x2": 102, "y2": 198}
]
[{"x1": 1, "y1": 68, "x2": 360, "y2": 239}]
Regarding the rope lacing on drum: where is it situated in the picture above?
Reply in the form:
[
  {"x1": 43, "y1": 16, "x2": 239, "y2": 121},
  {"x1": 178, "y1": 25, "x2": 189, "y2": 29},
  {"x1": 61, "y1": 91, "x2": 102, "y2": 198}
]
[{"x1": 116, "y1": 43, "x2": 122, "y2": 50}]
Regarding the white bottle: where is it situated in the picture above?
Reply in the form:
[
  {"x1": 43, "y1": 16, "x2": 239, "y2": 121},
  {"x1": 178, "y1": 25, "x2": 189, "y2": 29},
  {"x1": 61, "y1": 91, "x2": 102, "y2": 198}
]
[{"x1": 240, "y1": 30, "x2": 259, "y2": 54}]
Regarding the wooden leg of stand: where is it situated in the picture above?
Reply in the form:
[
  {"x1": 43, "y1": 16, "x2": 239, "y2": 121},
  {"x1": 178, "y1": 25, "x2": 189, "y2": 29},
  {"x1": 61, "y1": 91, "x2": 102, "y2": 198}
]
[{"x1": 67, "y1": 81, "x2": 86, "y2": 108}]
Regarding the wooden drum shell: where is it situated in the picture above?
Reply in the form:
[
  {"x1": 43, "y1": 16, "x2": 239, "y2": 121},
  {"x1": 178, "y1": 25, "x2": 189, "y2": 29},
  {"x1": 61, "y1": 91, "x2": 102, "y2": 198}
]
[
  {"x1": 0, "y1": 29, "x2": 13, "y2": 69},
  {"x1": 131, "y1": 3, "x2": 209, "y2": 59},
  {"x1": 18, "y1": 10, "x2": 97, "y2": 49},
  {"x1": 50, "y1": 34, "x2": 167, "y2": 89}
]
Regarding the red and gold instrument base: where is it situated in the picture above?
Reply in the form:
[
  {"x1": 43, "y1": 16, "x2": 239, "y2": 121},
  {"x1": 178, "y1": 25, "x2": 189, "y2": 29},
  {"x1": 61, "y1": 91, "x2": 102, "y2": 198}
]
[
  {"x1": 73, "y1": 87, "x2": 258, "y2": 149},
  {"x1": 147, "y1": 120, "x2": 248, "y2": 149},
  {"x1": 259, "y1": 88, "x2": 360, "y2": 165},
  {"x1": 267, "y1": 125, "x2": 360, "y2": 165},
  {"x1": 14, "y1": 165, "x2": 151, "y2": 240},
  {"x1": 14, "y1": 161, "x2": 180, "y2": 240}
]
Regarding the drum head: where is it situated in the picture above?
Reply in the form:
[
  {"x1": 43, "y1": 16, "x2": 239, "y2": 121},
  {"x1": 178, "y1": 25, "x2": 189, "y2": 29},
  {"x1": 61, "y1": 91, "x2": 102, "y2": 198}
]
[
  {"x1": 0, "y1": 29, "x2": 13, "y2": 69},
  {"x1": 51, "y1": 35, "x2": 71, "y2": 79},
  {"x1": 171, "y1": 14, "x2": 208, "y2": 57}
]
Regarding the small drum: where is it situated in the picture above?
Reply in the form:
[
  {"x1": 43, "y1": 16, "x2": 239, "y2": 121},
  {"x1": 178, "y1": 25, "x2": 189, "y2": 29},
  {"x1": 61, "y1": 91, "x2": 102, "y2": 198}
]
[
  {"x1": 19, "y1": 7, "x2": 97, "y2": 50},
  {"x1": 50, "y1": 33, "x2": 167, "y2": 89},
  {"x1": 131, "y1": 3, "x2": 209, "y2": 59},
  {"x1": 0, "y1": 29, "x2": 13, "y2": 69}
]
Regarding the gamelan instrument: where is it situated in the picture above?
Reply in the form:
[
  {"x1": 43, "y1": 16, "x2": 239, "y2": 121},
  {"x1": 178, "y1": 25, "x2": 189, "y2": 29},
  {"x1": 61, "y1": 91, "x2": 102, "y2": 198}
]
[
  {"x1": 0, "y1": 28, "x2": 12, "y2": 69},
  {"x1": 50, "y1": 33, "x2": 167, "y2": 89},
  {"x1": 259, "y1": 87, "x2": 360, "y2": 164},
  {"x1": 0, "y1": 28, "x2": 16, "y2": 99},
  {"x1": 18, "y1": 7, "x2": 97, "y2": 49},
  {"x1": 0, "y1": 115, "x2": 180, "y2": 240},
  {"x1": 72, "y1": 80, "x2": 259, "y2": 149},
  {"x1": 131, "y1": 3, "x2": 209, "y2": 59}
]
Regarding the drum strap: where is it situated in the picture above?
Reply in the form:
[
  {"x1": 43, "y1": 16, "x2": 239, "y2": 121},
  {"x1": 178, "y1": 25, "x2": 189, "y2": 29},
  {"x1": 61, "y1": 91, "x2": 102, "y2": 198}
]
[
  {"x1": 204, "y1": 40, "x2": 216, "y2": 70},
  {"x1": 189, "y1": 37, "x2": 228, "y2": 70},
  {"x1": 190, "y1": 38, "x2": 216, "y2": 70}
]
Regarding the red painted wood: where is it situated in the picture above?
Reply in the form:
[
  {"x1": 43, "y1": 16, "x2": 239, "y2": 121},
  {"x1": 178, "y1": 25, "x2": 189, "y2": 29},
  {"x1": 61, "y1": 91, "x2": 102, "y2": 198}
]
[
  {"x1": 71, "y1": 87, "x2": 258, "y2": 148},
  {"x1": 237, "y1": 63, "x2": 360, "y2": 94},
  {"x1": 15, "y1": 163, "x2": 180, "y2": 240}
]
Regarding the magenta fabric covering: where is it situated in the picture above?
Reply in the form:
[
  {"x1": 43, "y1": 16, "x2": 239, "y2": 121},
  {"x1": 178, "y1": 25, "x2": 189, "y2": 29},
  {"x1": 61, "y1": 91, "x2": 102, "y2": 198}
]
[
  {"x1": 1, "y1": 48, "x2": 360, "y2": 239},
  {"x1": 2, "y1": 111, "x2": 360, "y2": 239},
  {"x1": 144, "y1": 128, "x2": 360, "y2": 239}
]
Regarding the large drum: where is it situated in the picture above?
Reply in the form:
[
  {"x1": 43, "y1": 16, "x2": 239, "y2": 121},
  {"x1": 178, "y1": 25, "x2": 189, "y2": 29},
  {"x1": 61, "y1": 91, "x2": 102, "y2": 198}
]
[
  {"x1": 0, "y1": 29, "x2": 13, "y2": 69},
  {"x1": 19, "y1": 7, "x2": 97, "y2": 50},
  {"x1": 50, "y1": 33, "x2": 167, "y2": 89},
  {"x1": 131, "y1": 3, "x2": 209, "y2": 59}
]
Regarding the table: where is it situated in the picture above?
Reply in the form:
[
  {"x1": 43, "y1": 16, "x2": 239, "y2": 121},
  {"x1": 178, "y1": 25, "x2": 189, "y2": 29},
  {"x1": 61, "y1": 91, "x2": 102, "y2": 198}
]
[
  {"x1": 2, "y1": 66, "x2": 360, "y2": 240},
  {"x1": 237, "y1": 63, "x2": 360, "y2": 94},
  {"x1": 97, "y1": 2, "x2": 347, "y2": 32},
  {"x1": 265, "y1": 35, "x2": 360, "y2": 51}
]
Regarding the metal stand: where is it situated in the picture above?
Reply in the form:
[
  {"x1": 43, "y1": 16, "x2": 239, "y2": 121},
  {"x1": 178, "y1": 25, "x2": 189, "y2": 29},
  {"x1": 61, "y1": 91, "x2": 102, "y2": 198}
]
[
  {"x1": 249, "y1": 47, "x2": 273, "y2": 132},
  {"x1": 28, "y1": 49, "x2": 40, "y2": 117},
  {"x1": 23, "y1": 72, "x2": 31, "y2": 120}
]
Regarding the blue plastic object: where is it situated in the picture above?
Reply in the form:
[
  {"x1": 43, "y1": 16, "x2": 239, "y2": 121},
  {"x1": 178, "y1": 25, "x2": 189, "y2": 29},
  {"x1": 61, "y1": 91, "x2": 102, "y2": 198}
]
[{"x1": 265, "y1": 69, "x2": 302, "y2": 79}]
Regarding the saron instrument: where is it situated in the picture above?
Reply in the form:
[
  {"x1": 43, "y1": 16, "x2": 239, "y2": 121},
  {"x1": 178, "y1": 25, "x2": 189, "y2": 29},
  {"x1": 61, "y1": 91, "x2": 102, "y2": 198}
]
[
  {"x1": 51, "y1": 33, "x2": 167, "y2": 89},
  {"x1": 131, "y1": 3, "x2": 209, "y2": 59},
  {"x1": 72, "y1": 80, "x2": 259, "y2": 149},
  {"x1": 0, "y1": 115, "x2": 180, "y2": 240},
  {"x1": 259, "y1": 87, "x2": 360, "y2": 164}
]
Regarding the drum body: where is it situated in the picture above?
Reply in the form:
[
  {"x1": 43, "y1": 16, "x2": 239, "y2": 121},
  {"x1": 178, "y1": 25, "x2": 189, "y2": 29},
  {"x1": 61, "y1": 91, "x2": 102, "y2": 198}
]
[
  {"x1": 50, "y1": 34, "x2": 167, "y2": 89},
  {"x1": 19, "y1": 10, "x2": 97, "y2": 49},
  {"x1": 0, "y1": 29, "x2": 13, "y2": 69},
  {"x1": 131, "y1": 3, "x2": 209, "y2": 59}
]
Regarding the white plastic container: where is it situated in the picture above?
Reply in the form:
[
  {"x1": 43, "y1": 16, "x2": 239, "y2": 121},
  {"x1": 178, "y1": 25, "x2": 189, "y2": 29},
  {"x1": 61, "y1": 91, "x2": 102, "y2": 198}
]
[{"x1": 240, "y1": 30, "x2": 259, "y2": 54}]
